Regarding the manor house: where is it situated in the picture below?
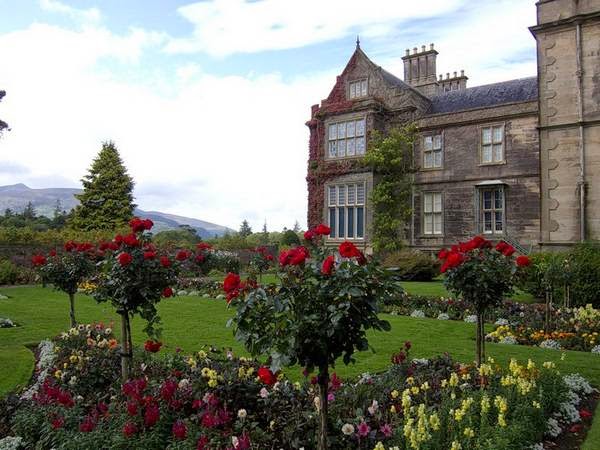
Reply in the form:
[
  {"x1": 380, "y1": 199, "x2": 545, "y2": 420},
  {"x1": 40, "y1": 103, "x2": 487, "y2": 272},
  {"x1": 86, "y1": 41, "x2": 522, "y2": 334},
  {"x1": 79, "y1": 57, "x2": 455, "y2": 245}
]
[{"x1": 306, "y1": 0, "x2": 600, "y2": 253}]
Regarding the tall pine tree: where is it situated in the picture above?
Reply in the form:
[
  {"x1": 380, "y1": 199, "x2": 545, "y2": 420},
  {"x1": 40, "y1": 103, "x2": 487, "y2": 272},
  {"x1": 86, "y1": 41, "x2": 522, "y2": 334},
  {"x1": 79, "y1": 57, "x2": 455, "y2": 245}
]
[
  {"x1": 70, "y1": 141, "x2": 136, "y2": 230},
  {"x1": 239, "y1": 219, "x2": 252, "y2": 238}
]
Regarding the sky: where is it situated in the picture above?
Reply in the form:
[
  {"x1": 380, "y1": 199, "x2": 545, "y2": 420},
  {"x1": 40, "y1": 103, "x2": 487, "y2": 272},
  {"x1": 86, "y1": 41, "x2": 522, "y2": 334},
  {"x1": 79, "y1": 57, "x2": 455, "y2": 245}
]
[{"x1": 0, "y1": 0, "x2": 539, "y2": 231}]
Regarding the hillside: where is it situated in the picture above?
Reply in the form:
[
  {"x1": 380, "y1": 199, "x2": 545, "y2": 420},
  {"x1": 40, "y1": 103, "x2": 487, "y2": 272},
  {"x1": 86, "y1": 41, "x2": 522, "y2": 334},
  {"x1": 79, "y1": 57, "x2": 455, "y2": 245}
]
[{"x1": 0, "y1": 183, "x2": 232, "y2": 238}]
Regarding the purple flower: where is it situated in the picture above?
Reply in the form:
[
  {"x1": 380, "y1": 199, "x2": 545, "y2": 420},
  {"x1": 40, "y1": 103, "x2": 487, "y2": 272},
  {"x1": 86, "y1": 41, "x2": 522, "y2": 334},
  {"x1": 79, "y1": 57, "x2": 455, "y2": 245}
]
[{"x1": 380, "y1": 423, "x2": 393, "y2": 437}]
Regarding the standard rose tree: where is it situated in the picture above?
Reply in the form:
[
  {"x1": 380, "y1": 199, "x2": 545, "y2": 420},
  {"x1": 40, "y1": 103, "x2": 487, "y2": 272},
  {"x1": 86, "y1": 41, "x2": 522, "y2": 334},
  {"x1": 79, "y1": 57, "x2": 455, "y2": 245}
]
[
  {"x1": 439, "y1": 236, "x2": 530, "y2": 365},
  {"x1": 32, "y1": 242, "x2": 97, "y2": 328},
  {"x1": 225, "y1": 224, "x2": 403, "y2": 450},
  {"x1": 92, "y1": 218, "x2": 180, "y2": 381}
]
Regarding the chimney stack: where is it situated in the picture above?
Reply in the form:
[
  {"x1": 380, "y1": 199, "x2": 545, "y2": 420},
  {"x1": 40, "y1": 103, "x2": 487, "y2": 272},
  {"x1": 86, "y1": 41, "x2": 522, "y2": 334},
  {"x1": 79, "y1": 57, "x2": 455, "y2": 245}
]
[{"x1": 402, "y1": 43, "x2": 439, "y2": 96}]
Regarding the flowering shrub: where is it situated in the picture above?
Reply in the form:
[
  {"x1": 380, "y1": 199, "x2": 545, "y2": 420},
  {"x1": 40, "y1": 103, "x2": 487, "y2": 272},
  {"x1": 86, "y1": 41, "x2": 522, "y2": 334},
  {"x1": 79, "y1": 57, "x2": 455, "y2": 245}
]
[
  {"x1": 32, "y1": 241, "x2": 97, "y2": 327},
  {"x1": 93, "y1": 218, "x2": 180, "y2": 380},
  {"x1": 439, "y1": 237, "x2": 528, "y2": 364},
  {"x1": 5, "y1": 331, "x2": 596, "y2": 450},
  {"x1": 226, "y1": 224, "x2": 403, "y2": 449}
]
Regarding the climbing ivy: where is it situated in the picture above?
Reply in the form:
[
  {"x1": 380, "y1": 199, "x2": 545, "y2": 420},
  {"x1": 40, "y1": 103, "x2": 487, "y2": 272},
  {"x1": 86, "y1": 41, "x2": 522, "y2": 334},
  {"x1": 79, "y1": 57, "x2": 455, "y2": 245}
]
[{"x1": 363, "y1": 124, "x2": 417, "y2": 254}]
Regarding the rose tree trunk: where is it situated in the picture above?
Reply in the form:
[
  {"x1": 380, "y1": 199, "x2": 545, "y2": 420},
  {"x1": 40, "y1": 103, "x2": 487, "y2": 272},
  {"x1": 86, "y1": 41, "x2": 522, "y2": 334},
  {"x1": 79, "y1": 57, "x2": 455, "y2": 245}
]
[
  {"x1": 119, "y1": 310, "x2": 133, "y2": 382},
  {"x1": 317, "y1": 365, "x2": 329, "y2": 450},
  {"x1": 68, "y1": 292, "x2": 77, "y2": 328}
]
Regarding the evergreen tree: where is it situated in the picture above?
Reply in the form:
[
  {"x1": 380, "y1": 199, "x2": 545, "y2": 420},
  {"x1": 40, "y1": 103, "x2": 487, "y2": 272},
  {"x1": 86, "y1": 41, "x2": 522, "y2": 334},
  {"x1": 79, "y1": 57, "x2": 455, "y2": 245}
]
[
  {"x1": 292, "y1": 220, "x2": 301, "y2": 233},
  {"x1": 239, "y1": 219, "x2": 252, "y2": 238},
  {"x1": 0, "y1": 90, "x2": 8, "y2": 137},
  {"x1": 259, "y1": 220, "x2": 269, "y2": 245},
  {"x1": 70, "y1": 141, "x2": 136, "y2": 230},
  {"x1": 22, "y1": 201, "x2": 36, "y2": 220}
]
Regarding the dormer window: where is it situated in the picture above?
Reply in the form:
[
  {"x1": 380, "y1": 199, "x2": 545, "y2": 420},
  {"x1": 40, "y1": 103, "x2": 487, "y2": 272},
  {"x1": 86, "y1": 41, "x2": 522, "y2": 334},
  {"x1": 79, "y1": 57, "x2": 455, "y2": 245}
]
[{"x1": 349, "y1": 79, "x2": 368, "y2": 99}]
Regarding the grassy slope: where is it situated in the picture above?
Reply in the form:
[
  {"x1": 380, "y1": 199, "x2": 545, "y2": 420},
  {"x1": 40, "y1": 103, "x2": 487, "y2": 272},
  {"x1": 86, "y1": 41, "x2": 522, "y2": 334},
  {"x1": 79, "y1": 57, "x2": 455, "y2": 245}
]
[{"x1": 0, "y1": 285, "x2": 597, "y2": 447}]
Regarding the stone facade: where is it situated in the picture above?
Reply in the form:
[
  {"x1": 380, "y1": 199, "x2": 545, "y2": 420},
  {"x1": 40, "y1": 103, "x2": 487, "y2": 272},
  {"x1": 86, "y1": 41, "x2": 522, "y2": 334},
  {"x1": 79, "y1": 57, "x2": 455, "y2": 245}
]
[{"x1": 306, "y1": 0, "x2": 600, "y2": 253}]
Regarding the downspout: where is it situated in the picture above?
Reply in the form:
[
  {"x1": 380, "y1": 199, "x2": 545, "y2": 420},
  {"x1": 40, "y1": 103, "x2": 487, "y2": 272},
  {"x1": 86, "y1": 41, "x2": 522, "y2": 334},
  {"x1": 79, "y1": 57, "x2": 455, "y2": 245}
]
[{"x1": 576, "y1": 22, "x2": 586, "y2": 241}]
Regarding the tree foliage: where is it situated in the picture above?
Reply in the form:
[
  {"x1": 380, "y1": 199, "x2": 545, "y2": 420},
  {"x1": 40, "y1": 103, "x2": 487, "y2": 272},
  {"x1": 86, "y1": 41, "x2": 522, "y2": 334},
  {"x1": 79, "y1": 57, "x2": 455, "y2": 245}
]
[
  {"x1": 363, "y1": 125, "x2": 417, "y2": 254},
  {"x1": 70, "y1": 141, "x2": 136, "y2": 230},
  {"x1": 238, "y1": 219, "x2": 252, "y2": 238},
  {"x1": 0, "y1": 90, "x2": 8, "y2": 137}
]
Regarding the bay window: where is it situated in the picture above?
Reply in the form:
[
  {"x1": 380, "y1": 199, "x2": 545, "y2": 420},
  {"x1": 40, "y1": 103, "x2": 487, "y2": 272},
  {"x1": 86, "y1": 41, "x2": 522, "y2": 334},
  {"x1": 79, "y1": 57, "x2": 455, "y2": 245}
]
[{"x1": 327, "y1": 182, "x2": 365, "y2": 239}]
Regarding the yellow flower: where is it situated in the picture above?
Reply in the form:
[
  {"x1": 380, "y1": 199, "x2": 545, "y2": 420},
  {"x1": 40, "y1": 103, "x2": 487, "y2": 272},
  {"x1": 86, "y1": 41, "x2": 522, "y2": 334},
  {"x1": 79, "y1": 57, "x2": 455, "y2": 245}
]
[
  {"x1": 420, "y1": 381, "x2": 430, "y2": 391},
  {"x1": 406, "y1": 377, "x2": 415, "y2": 386},
  {"x1": 208, "y1": 379, "x2": 218, "y2": 388},
  {"x1": 390, "y1": 405, "x2": 397, "y2": 414},
  {"x1": 451, "y1": 441, "x2": 462, "y2": 450},
  {"x1": 533, "y1": 401, "x2": 541, "y2": 409},
  {"x1": 69, "y1": 355, "x2": 79, "y2": 364},
  {"x1": 201, "y1": 367, "x2": 210, "y2": 377},
  {"x1": 373, "y1": 442, "x2": 385, "y2": 450},
  {"x1": 197, "y1": 350, "x2": 207, "y2": 359},
  {"x1": 410, "y1": 386, "x2": 420, "y2": 395},
  {"x1": 54, "y1": 370, "x2": 62, "y2": 378},
  {"x1": 429, "y1": 413, "x2": 440, "y2": 431},
  {"x1": 391, "y1": 389, "x2": 399, "y2": 399},
  {"x1": 449, "y1": 372, "x2": 459, "y2": 387},
  {"x1": 480, "y1": 394, "x2": 490, "y2": 414},
  {"x1": 464, "y1": 427, "x2": 475, "y2": 438},
  {"x1": 543, "y1": 361, "x2": 555, "y2": 369}
]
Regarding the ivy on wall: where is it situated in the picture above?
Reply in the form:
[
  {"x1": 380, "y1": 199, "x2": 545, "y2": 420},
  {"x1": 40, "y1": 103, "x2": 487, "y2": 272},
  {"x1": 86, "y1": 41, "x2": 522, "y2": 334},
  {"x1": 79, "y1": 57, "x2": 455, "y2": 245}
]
[{"x1": 363, "y1": 124, "x2": 417, "y2": 254}]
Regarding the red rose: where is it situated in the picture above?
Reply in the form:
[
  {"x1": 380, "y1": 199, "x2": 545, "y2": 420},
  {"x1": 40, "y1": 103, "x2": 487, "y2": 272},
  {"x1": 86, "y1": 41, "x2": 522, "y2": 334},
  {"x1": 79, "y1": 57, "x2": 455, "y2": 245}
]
[
  {"x1": 339, "y1": 241, "x2": 360, "y2": 258},
  {"x1": 129, "y1": 217, "x2": 146, "y2": 233},
  {"x1": 580, "y1": 408, "x2": 593, "y2": 420},
  {"x1": 322, "y1": 255, "x2": 335, "y2": 275},
  {"x1": 160, "y1": 256, "x2": 171, "y2": 267},
  {"x1": 162, "y1": 287, "x2": 173, "y2": 298},
  {"x1": 64, "y1": 241, "x2": 76, "y2": 252},
  {"x1": 438, "y1": 248, "x2": 448, "y2": 260},
  {"x1": 51, "y1": 416, "x2": 65, "y2": 430},
  {"x1": 32, "y1": 254, "x2": 47, "y2": 266},
  {"x1": 126, "y1": 401, "x2": 138, "y2": 416},
  {"x1": 196, "y1": 242, "x2": 212, "y2": 251},
  {"x1": 314, "y1": 224, "x2": 331, "y2": 235},
  {"x1": 516, "y1": 255, "x2": 531, "y2": 267},
  {"x1": 79, "y1": 416, "x2": 96, "y2": 432},
  {"x1": 502, "y1": 245, "x2": 516, "y2": 257},
  {"x1": 123, "y1": 421, "x2": 137, "y2": 437},
  {"x1": 142, "y1": 219, "x2": 154, "y2": 230},
  {"x1": 278, "y1": 249, "x2": 290, "y2": 266},
  {"x1": 123, "y1": 234, "x2": 140, "y2": 247},
  {"x1": 304, "y1": 230, "x2": 315, "y2": 241},
  {"x1": 76, "y1": 242, "x2": 94, "y2": 252},
  {"x1": 569, "y1": 424, "x2": 583, "y2": 433},
  {"x1": 195, "y1": 253, "x2": 205, "y2": 264},
  {"x1": 118, "y1": 252, "x2": 133, "y2": 266},
  {"x1": 441, "y1": 251, "x2": 464, "y2": 273},
  {"x1": 257, "y1": 366, "x2": 277, "y2": 385},
  {"x1": 495, "y1": 241, "x2": 508, "y2": 253},
  {"x1": 172, "y1": 420, "x2": 187, "y2": 440},
  {"x1": 114, "y1": 234, "x2": 124, "y2": 245},
  {"x1": 144, "y1": 340, "x2": 162, "y2": 353},
  {"x1": 288, "y1": 246, "x2": 309, "y2": 265},
  {"x1": 176, "y1": 250, "x2": 189, "y2": 261},
  {"x1": 223, "y1": 273, "x2": 241, "y2": 293},
  {"x1": 143, "y1": 251, "x2": 156, "y2": 260},
  {"x1": 144, "y1": 403, "x2": 160, "y2": 427}
]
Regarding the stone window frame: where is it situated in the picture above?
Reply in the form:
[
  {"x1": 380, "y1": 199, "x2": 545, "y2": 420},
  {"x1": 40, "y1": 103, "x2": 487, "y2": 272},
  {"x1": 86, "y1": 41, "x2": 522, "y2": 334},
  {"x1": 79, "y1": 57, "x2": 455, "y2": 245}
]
[
  {"x1": 477, "y1": 185, "x2": 506, "y2": 235},
  {"x1": 421, "y1": 130, "x2": 444, "y2": 171},
  {"x1": 325, "y1": 114, "x2": 367, "y2": 161},
  {"x1": 324, "y1": 178, "x2": 367, "y2": 242},
  {"x1": 348, "y1": 78, "x2": 368, "y2": 100},
  {"x1": 421, "y1": 191, "x2": 444, "y2": 237},
  {"x1": 478, "y1": 122, "x2": 506, "y2": 166}
]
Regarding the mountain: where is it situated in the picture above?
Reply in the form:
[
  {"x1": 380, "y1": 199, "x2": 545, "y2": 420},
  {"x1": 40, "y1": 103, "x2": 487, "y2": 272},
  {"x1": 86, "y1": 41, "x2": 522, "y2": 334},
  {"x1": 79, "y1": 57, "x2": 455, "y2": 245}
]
[{"x1": 0, "y1": 184, "x2": 233, "y2": 238}]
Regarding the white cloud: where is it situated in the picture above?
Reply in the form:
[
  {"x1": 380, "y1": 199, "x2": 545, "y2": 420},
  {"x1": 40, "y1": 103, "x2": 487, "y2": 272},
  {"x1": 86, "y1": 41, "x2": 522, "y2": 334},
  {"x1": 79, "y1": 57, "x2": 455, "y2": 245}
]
[
  {"x1": 165, "y1": 0, "x2": 465, "y2": 56},
  {"x1": 39, "y1": 0, "x2": 102, "y2": 24},
  {"x1": 0, "y1": 23, "x2": 333, "y2": 230}
]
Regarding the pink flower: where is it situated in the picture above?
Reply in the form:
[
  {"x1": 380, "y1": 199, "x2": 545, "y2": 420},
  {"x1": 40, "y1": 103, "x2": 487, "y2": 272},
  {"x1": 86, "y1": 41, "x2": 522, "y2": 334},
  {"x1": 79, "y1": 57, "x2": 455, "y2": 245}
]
[
  {"x1": 172, "y1": 420, "x2": 187, "y2": 440},
  {"x1": 380, "y1": 423, "x2": 393, "y2": 437},
  {"x1": 357, "y1": 421, "x2": 370, "y2": 437}
]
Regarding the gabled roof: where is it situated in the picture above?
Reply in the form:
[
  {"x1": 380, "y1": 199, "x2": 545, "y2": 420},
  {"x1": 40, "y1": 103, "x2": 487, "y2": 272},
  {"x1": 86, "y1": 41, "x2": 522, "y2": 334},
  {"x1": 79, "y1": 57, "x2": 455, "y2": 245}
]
[{"x1": 428, "y1": 77, "x2": 538, "y2": 114}]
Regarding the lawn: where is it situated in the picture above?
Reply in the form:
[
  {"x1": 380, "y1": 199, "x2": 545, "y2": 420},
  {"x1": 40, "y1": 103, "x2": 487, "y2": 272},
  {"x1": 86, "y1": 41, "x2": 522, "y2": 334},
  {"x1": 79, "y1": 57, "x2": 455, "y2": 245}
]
[{"x1": 0, "y1": 285, "x2": 597, "y2": 448}]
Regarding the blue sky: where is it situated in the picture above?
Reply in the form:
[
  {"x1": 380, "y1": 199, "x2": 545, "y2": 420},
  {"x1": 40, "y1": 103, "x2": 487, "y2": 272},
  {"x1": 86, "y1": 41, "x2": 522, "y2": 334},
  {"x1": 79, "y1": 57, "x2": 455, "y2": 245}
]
[{"x1": 0, "y1": 0, "x2": 538, "y2": 230}]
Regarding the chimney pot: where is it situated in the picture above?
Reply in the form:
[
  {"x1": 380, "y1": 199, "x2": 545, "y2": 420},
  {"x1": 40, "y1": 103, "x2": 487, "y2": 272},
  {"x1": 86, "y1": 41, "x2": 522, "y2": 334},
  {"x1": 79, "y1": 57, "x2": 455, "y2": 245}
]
[
  {"x1": 453, "y1": 71, "x2": 457, "y2": 78},
  {"x1": 405, "y1": 49, "x2": 410, "y2": 56},
  {"x1": 430, "y1": 43, "x2": 434, "y2": 50},
  {"x1": 439, "y1": 74, "x2": 442, "y2": 81},
  {"x1": 421, "y1": 45, "x2": 426, "y2": 52},
  {"x1": 446, "y1": 73, "x2": 450, "y2": 79},
  {"x1": 460, "y1": 69, "x2": 465, "y2": 77},
  {"x1": 413, "y1": 47, "x2": 418, "y2": 54}
]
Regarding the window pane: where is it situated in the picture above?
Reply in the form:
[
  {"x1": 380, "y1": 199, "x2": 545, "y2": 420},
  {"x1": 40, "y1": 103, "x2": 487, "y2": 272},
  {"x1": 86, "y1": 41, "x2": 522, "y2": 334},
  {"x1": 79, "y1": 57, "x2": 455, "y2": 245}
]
[
  {"x1": 493, "y1": 144, "x2": 503, "y2": 162},
  {"x1": 337, "y1": 139, "x2": 346, "y2": 157},
  {"x1": 484, "y1": 212, "x2": 492, "y2": 232},
  {"x1": 434, "y1": 213, "x2": 442, "y2": 234},
  {"x1": 482, "y1": 145, "x2": 492, "y2": 163},
  {"x1": 493, "y1": 126, "x2": 503, "y2": 143},
  {"x1": 424, "y1": 151, "x2": 433, "y2": 168},
  {"x1": 347, "y1": 184, "x2": 356, "y2": 204},
  {"x1": 347, "y1": 139, "x2": 355, "y2": 156},
  {"x1": 424, "y1": 136, "x2": 433, "y2": 151},
  {"x1": 356, "y1": 207, "x2": 364, "y2": 237},
  {"x1": 349, "y1": 83, "x2": 356, "y2": 99},
  {"x1": 329, "y1": 208, "x2": 336, "y2": 238},
  {"x1": 338, "y1": 209, "x2": 345, "y2": 238},
  {"x1": 356, "y1": 119, "x2": 365, "y2": 136},
  {"x1": 337, "y1": 122, "x2": 346, "y2": 139},
  {"x1": 338, "y1": 185, "x2": 346, "y2": 205},
  {"x1": 346, "y1": 121, "x2": 355, "y2": 138},
  {"x1": 482, "y1": 128, "x2": 492, "y2": 145},
  {"x1": 347, "y1": 207, "x2": 354, "y2": 238},
  {"x1": 356, "y1": 184, "x2": 365, "y2": 204},
  {"x1": 433, "y1": 193, "x2": 442, "y2": 212},
  {"x1": 329, "y1": 124, "x2": 337, "y2": 140},
  {"x1": 356, "y1": 137, "x2": 365, "y2": 155},
  {"x1": 434, "y1": 150, "x2": 442, "y2": 168},
  {"x1": 433, "y1": 134, "x2": 442, "y2": 150},
  {"x1": 494, "y1": 189, "x2": 503, "y2": 209},
  {"x1": 495, "y1": 211, "x2": 503, "y2": 232},
  {"x1": 328, "y1": 186, "x2": 336, "y2": 206},
  {"x1": 483, "y1": 191, "x2": 492, "y2": 210},
  {"x1": 361, "y1": 79, "x2": 367, "y2": 96},
  {"x1": 424, "y1": 214, "x2": 433, "y2": 234},
  {"x1": 328, "y1": 141, "x2": 337, "y2": 158},
  {"x1": 424, "y1": 193, "x2": 432, "y2": 213}
]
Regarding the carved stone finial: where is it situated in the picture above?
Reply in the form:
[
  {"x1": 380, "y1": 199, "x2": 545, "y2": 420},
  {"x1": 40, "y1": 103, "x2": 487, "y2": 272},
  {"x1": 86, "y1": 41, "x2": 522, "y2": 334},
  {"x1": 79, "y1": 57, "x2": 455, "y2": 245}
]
[{"x1": 356, "y1": 35, "x2": 360, "y2": 49}]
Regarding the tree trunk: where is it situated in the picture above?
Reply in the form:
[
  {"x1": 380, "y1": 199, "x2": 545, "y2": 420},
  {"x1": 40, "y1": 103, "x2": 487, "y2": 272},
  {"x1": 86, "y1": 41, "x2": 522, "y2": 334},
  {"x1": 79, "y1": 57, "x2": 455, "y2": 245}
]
[
  {"x1": 119, "y1": 310, "x2": 132, "y2": 383},
  {"x1": 475, "y1": 311, "x2": 484, "y2": 366},
  {"x1": 317, "y1": 365, "x2": 329, "y2": 450},
  {"x1": 545, "y1": 290, "x2": 552, "y2": 333},
  {"x1": 68, "y1": 292, "x2": 77, "y2": 328}
]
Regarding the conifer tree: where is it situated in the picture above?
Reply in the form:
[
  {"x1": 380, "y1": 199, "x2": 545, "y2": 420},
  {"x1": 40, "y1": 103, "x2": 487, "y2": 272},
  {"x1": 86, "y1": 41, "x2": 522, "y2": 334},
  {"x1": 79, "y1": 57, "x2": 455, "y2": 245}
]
[
  {"x1": 0, "y1": 90, "x2": 8, "y2": 137},
  {"x1": 70, "y1": 141, "x2": 136, "y2": 230},
  {"x1": 239, "y1": 219, "x2": 252, "y2": 238}
]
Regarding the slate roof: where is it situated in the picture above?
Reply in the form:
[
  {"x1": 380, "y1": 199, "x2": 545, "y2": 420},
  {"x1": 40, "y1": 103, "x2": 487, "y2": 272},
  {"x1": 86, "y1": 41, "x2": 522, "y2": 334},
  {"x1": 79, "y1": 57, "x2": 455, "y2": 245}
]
[{"x1": 428, "y1": 77, "x2": 538, "y2": 114}]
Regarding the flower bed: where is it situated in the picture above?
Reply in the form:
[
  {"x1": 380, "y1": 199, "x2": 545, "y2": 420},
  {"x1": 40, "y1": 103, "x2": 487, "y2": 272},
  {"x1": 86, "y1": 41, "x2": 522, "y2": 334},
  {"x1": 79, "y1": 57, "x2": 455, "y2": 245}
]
[{"x1": 0, "y1": 328, "x2": 597, "y2": 449}]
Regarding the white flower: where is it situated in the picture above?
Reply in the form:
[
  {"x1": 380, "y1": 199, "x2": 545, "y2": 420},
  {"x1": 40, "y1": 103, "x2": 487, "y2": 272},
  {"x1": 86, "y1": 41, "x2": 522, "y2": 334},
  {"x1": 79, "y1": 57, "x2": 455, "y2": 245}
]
[
  {"x1": 591, "y1": 345, "x2": 600, "y2": 354},
  {"x1": 178, "y1": 379, "x2": 190, "y2": 390},
  {"x1": 437, "y1": 313, "x2": 449, "y2": 320},
  {"x1": 495, "y1": 318, "x2": 509, "y2": 326},
  {"x1": 464, "y1": 315, "x2": 477, "y2": 323},
  {"x1": 557, "y1": 402, "x2": 580, "y2": 423},
  {"x1": 368, "y1": 400, "x2": 379, "y2": 415},
  {"x1": 500, "y1": 336, "x2": 518, "y2": 345},
  {"x1": 259, "y1": 387, "x2": 269, "y2": 398},
  {"x1": 237, "y1": 409, "x2": 247, "y2": 419},
  {"x1": 0, "y1": 436, "x2": 23, "y2": 450},
  {"x1": 341, "y1": 423, "x2": 355, "y2": 435},
  {"x1": 540, "y1": 339, "x2": 561, "y2": 350},
  {"x1": 68, "y1": 376, "x2": 77, "y2": 386},
  {"x1": 231, "y1": 436, "x2": 239, "y2": 448},
  {"x1": 104, "y1": 328, "x2": 112, "y2": 335},
  {"x1": 563, "y1": 374, "x2": 594, "y2": 395},
  {"x1": 410, "y1": 310, "x2": 425, "y2": 318},
  {"x1": 313, "y1": 396, "x2": 321, "y2": 411},
  {"x1": 529, "y1": 443, "x2": 545, "y2": 450},
  {"x1": 546, "y1": 417, "x2": 561, "y2": 437},
  {"x1": 412, "y1": 358, "x2": 429, "y2": 366}
]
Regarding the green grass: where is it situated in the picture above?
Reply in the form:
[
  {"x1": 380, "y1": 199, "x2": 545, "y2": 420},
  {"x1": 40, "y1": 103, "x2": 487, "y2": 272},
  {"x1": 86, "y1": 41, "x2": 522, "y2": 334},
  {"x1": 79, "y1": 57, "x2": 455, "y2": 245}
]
[{"x1": 0, "y1": 285, "x2": 597, "y2": 446}]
